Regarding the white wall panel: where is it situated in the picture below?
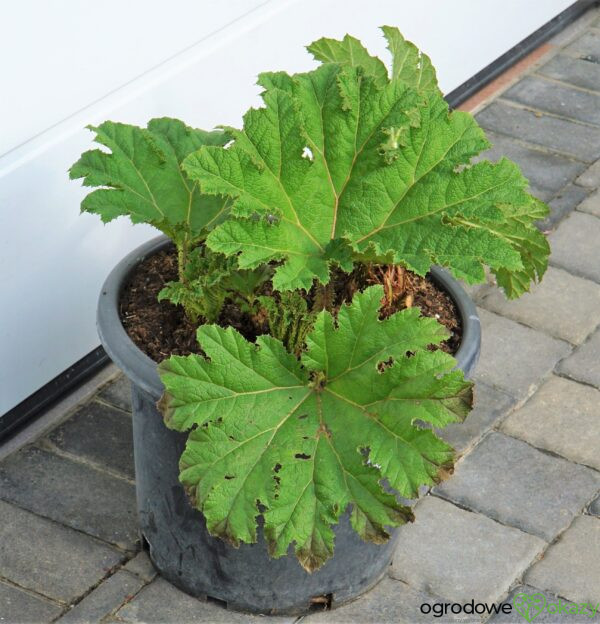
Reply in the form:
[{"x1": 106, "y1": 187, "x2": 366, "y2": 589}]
[
  {"x1": 0, "y1": 0, "x2": 269, "y2": 155},
  {"x1": 0, "y1": 0, "x2": 575, "y2": 414}
]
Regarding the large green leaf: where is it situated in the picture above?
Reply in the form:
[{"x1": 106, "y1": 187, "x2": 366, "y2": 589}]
[
  {"x1": 183, "y1": 82, "x2": 337, "y2": 290},
  {"x1": 184, "y1": 32, "x2": 548, "y2": 296},
  {"x1": 69, "y1": 118, "x2": 230, "y2": 245},
  {"x1": 159, "y1": 286, "x2": 472, "y2": 571}
]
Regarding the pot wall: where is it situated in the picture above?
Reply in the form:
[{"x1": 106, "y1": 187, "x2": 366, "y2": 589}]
[{"x1": 98, "y1": 235, "x2": 481, "y2": 614}]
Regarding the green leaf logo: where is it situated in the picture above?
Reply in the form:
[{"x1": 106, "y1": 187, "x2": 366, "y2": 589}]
[{"x1": 513, "y1": 592, "x2": 546, "y2": 622}]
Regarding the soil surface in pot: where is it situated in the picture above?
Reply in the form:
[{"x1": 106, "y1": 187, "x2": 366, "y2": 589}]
[{"x1": 120, "y1": 245, "x2": 462, "y2": 363}]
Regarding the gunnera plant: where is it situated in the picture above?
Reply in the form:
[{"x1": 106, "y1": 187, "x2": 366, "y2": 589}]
[{"x1": 71, "y1": 27, "x2": 549, "y2": 572}]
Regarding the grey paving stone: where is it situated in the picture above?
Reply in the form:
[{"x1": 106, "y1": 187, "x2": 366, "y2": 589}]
[
  {"x1": 479, "y1": 131, "x2": 585, "y2": 200},
  {"x1": 390, "y1": 496, "x2": 544, "y2": 604},
  {"x1": 589, "y1": 495, "x2": 600, "y2": 516},
  {"x1": 576, "y1": 158, "x2": 600, "y2": 187},
  {"x1": 98, "y1": 375, "x2": 132, "y2": 412},
  {"x1": 115, "y1": 577, "x2": 295, "y2": 623},
  {"x1": 525, "y1": 515, "x2": 600, "y2": 605},
  {"x1": 541, "y1": 183, "x2": 590, "y2": 231},
  {"x1": 461, "y1": 278, "x2": 493, "y2": 303},
  {"x1": 438, "y1": 383, "x2": 516, "y2": 455},
  {"x1": 47, "y1": 400, "x2": 134, "y2": 479},
  {"x1": 558, "y1": 326, "x2": 600, "y2": 387},
  {"x1": 478, "y1": 266, "x2": 600, "y2": 344},
  {"x1": 504, "y1": 75, "x2": 600, "y2": 126},
  {"x1": 549, "y1": 211, "x2": 600, "y2": 282},
  {"x1": 489, "y1": 585, "x2": 597, "y2": 623},
  {"x1": 56, "y1": 571, "x2": 144, "y2": 624},
  {"x1": 528, "y1": 184, "x2": 553, "y2": 203},
  {"x1": 123, "y1": 552, "x2": 157, "y2": 583},
  {"x1": 539, "y1": 53, "x2": 600, "y2": 93},
  {"x1": 0, "y1": 446, "x2": 138, "y2": 550},
  {"x1": 304, "y1": 577, "x2": 473, "y2": 623},
  {"x1": 0, "y1": 500, "x2": 122, "y2": 604},
  {"x1": 525, "y1": 184, "x2": 553, "y2": 202},
  {"x1": 501, "y1": 376, "x2": 600, "y2": 470},
  {"x1": 549, "y1": 8, "x2": 600, "y2": 46},
  {"x1": 473, "y1": 309, "x2": 571, "y2": 399},
  {"x1": 476, "y1": 101, "x2": 600, "y2": 162},
  {"x1": 578, "y1": 189, "x2": 600, "y2": 217},
  {"x1": 435, "y1": 432, "x2": 600, "y2": 541},
  {"x1": 565, "y1": 29, "x2": 600, "y2": 59},
  {"x1": 0, "y1": 580, "x2": 63, "y2": 623}
]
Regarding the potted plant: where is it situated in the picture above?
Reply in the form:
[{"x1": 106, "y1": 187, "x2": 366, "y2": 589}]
[{"x1": 70, "y1": 28, "x2": 549, "y2": 614}]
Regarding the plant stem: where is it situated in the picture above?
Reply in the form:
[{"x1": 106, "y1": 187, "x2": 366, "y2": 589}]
[
  {"x1": 177, "y1": 236, "x2": 189, "y2": 285},
  {"x1": 312, "y1": 282, "x2": 334, "y2": 313}
]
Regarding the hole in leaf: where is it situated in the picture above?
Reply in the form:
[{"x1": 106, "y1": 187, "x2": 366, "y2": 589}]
[
  {"x1": 453, "y1": 163, "x2": 469, "y2": 173},
  {"x1": 377, "y1": 356, "x2": 394, "y2": 373},
  {"x1": 273, "y1": 462, "x2": 282, "y2": 496},
  {"x1": 303, "y1": 146, "x2": 314, "y2": 161},
  {"x1": 298, "y1": 414, "x2": 308, "y2": 420},
  {"x1": 295, "y1": 453, "x2": 312, "y2": 460},
  {"x1": 224, "y1": 475, "x2": 235, "y2": 480},
  {"x1": 309, "y1": 370, "x2": 327, "y2": 390}
]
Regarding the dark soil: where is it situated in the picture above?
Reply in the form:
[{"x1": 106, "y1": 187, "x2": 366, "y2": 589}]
[{"x1": 120, "y1": 245, "x2": 461, "y2": 363}]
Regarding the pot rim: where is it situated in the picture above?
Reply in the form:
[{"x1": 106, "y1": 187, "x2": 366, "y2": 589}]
[{"x1": 97, "y1": 234, "x2": 480, "y2": 401}]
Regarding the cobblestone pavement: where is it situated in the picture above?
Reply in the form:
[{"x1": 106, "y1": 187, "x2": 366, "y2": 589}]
[{"x1": 2, "y1": 9, "x2": 600, "y2": 624}]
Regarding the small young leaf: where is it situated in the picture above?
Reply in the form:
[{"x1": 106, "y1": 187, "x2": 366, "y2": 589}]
[
  {"x1": 258, "y1": 292, "x2": 317, "y2": 355},
  {"x1": 158, "y1": 246, "x2": 273, "y2": 322}
]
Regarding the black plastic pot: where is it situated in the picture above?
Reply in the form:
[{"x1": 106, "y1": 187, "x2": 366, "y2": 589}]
[{"x1": 97, "y1": 235, "x2": 481, "y2": 615}]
